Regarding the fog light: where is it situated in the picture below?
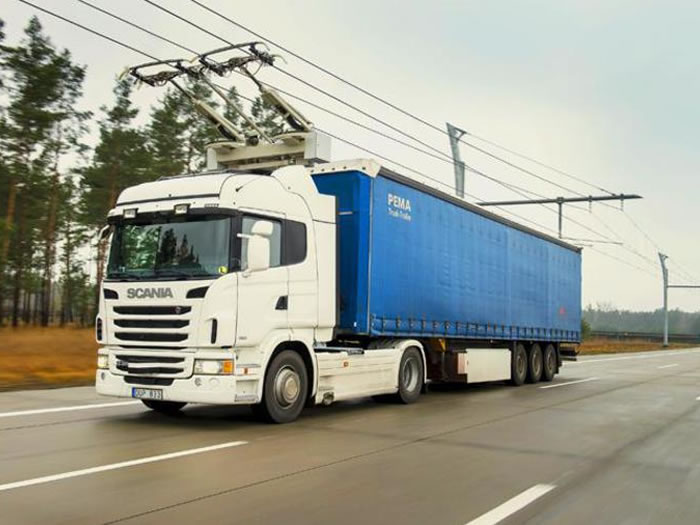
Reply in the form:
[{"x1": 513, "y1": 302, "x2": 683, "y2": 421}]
[
  {"x1": 194, "y1": 359, "x2": 234, "y2": 375},
  {"x1": 97, "y1": 354, "x2": 109, "y2": 369}
]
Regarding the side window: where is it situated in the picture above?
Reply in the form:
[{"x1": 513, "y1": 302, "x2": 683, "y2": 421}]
[
  {"x1": 241, "y1": 216, "x2": 282, "y2": 269},
  {"x1": 284, "y1": 220, "x2": 307, "y2": 265}
]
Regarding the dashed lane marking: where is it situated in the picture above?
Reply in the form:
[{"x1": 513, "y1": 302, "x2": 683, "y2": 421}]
[{"x1": 0, "y1": 441, "x2": 247, "y2": 492}]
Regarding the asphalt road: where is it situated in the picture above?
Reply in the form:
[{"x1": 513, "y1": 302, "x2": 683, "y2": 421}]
[{"x1": 2, "y1": 348, "x2": 700, "y2": 525}]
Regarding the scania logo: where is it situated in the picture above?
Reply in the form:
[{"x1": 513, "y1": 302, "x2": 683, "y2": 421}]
[{"x1": 126, "y1": 287, "x2": 174, "y2": 299}]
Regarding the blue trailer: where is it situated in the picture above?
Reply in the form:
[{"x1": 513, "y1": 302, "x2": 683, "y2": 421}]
[{"x1": 312, "y1": 160, "x2": 581, "y2": 386}]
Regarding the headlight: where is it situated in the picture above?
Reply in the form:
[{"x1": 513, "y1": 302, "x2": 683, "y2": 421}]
[
  {"x1": 194, "y1": 359, "x2": 233, "y2": 375},
  {"x1": 97, "y1": 354, "x2": 109, "y2": 369}
]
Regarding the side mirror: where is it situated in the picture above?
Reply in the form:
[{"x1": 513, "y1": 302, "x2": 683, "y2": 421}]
[
  {"x1": 99, "y1": 225, "x2": 112, "y2": 241},
  {"x1": 247, "y1": 235, "x2": 270, "y2": 272},
  {"x1": 240, "y1": 220, "x2": 273, "y2": 273}
]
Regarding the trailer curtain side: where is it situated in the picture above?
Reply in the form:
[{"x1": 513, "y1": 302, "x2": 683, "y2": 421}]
[{"x1": 312, "y1": 168, "x2": 582, "y2": 343}]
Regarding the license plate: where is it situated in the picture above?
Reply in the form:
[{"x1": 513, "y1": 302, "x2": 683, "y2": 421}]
[{"x1": 132, "y1": 387, "x2": 163, "y2": 401}]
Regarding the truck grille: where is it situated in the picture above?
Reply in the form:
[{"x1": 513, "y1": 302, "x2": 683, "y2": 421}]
[
  {"x1": 111, "y1": 305, "x2": 191, "y2": 346},
  {"x1": 114, "y1": 319, "x2": 188, "y2": 329},
  {"x1": 114, "y1": 306, "x2": 191, "y2": 315},
  {"x1": 115, "y1": 332, "x2": 188, "y2": 342}
]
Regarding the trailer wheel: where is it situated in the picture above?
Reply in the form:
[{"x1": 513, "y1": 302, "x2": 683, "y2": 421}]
[
  {"x1": 527, "y1": 343, "x2": 543, "y2": 383},
  {"x1": 394, "y1": 347, "x2": 424, "y2": 404},
  {"x1": 510, "y1": 343, "x2": 528, "y2": 386},
  {"x1": 141, "y1": 400, "x2": 187, "y2": 415},
  {"x1": 257, "y1": 350, "x2": 308, "y2": 424},
  {"x1": 542, "y1": 344, "x2": 556, "y2": 382}
]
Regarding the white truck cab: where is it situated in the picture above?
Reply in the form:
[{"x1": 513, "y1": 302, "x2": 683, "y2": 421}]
[{"x1": 95, "y1": 164, "x2": 375, "y2": 422}]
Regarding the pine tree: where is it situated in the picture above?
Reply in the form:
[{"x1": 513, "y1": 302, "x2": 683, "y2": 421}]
[
  {"x1": 148, "y1": 88, "x2": 188, "y2": 179},
  {"x1": 0, "y1": 16, "x2": 88, "y2": 326},
  {"x1": 78, "y1": 79, "x2": 151, "y2": 303},
  {"x1": 249, "y1": 95, "x2": 287, "y2": 137},
  {"x1": 147, "y1": 80, "x2": 239, "y2": 177}
]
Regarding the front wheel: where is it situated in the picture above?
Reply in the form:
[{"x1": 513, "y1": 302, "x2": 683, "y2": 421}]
[
  {"x1": 393, "y1": 347, "x2": 424, "y2": 404},
  {"x1": 142, "y1": 400, "x2": 187, "y2": 415},
  {"x1": 256, "y1": 350, "x2": 308, "y2": 424}
]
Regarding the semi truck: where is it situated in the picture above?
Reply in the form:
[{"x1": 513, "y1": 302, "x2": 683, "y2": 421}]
[{"x1": 95, "y1": 44, "x2": 581, "y2": 423}]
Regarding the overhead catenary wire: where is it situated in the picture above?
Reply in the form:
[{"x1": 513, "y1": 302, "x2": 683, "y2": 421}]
[
  {"x1": 146, "y1": 0, "x2": 601, "y2": 210},
  {"x1": 16, "y1": 0, "x2": 159, "y2": 61},
  {"x1": 75, "y1": 0, "x2": 198, "y2": 56},
  {"x1": 122, "y1": 3, "x2": 657, "y2": 251},
  {"x1": 16, "y1": 0, "x2": 553, "y2": 241},
  {"x1": 462, "y1": 130, "x2": 617, "y2": 196},
  {"x1": 185, "y1": 0, "x2": 622, "y2": 200},
  {"x1": 148, "y1": 1, "x2": 661, "y2": 250},
  {"x1": 105, "y1": 0, "x2": 586, "y2": 209},
  {"x1": 135, "y1": 2, "x2": 634, "y2": 246},
  {"x1": 16, "y1": 0, "x2": 673, "y2": 282}
]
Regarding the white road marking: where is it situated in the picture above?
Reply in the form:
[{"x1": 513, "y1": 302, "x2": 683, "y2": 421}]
[
  {"x1": 540, "y1": 377, "x2": 598, "y2": 389},
  {"x1": 0, "y1": 441, "x2": 247, "y2": 492},
  {"x1": 465, "y1": 483, "x2": 556, "y2": 525},
  {"x1": 0, "y1": 401, "x2": 141, "y2": 419},
  {"x1": 570, "y1": 348, "x2": 700, "y2": 365},
  {"x1": 657, "y1": 363, "x2": 679, "y2": 369}
]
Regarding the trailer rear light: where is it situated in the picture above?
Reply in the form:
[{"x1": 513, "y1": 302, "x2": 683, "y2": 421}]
[
  {"x1": 97, "y1": 354, "x2": 109, "y2": 369},
  {"x1": 96, "y1": 318, "x2": 103, "y2": 341},
  {"x1": 194, "y1": 359, "x2": 233, "y2": 375}
]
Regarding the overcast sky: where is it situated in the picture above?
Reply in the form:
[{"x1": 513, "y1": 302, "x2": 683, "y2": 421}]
[{"x1": 4, "y1": 0, "x2": 699, "y2": 311}]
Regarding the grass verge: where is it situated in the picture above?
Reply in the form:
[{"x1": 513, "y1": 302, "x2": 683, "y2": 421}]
[{"x1": 0, "y1": 326, "x2": 97, "y2": 390}]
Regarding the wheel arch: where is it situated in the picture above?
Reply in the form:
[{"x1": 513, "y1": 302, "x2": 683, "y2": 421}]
[
  {"x1": 388, "y1": 338, "x2": 427, "y2": 383},
  {"x1": 261, "y1": 340, "x2": 317, "y2": 403}
]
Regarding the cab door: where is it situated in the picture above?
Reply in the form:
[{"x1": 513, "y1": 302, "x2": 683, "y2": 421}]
[{"x1": 235, "y1": 214, "x2": 289, "y2": 347}]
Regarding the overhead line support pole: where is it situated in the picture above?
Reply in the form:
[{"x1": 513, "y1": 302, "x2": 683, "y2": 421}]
[
  {"x1": 477, "y1": 194, "x2": 643, "y2": 239},
  {"x1": 658, "y1": 254, "x2": 700, "y2": 348},
  {"x1": 658, "y1": 253, "x2": 669, "y2": 347}
]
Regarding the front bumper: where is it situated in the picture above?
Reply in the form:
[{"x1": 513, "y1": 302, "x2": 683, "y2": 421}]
[{"x1": 95, "y1": 370, "x2": 259, "y2": 405}]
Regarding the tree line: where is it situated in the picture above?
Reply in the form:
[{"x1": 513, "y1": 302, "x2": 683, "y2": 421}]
[
  {"x1": 583, "y1": 305, "x2": 700, "y2": 335},
  {"x1": 0, "y1": 17, "x2": 285, "y2": 327}
]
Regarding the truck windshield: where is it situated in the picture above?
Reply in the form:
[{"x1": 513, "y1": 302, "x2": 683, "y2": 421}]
[{"x1": 106, "y1": 215, "x2": 231, "y2": 280}]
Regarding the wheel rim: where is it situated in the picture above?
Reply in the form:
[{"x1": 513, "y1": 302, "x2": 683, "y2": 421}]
[
  {"x1": 533, "y1": 350, "x2": 542, "y2": 376},
  {"x1": 273, "y1": 366, "x2": 301, "y2": 407},
  {"x1": 402, "y1": 356, "x2": 420, "y2": 392},
  {"x1": 545, "y1": 349, "x2": 555, "y2": 374}
]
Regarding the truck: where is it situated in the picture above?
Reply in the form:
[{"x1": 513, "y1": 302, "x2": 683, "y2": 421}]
[{"x1": 95, "y1": 44, "x2": 581, "y2": 423}]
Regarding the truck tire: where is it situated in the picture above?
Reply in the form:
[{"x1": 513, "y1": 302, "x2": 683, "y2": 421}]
[
  {"x1": 542, "y1": 344, "x2": 556, "y2": 382},
  {"x1": 394, "y1": 347, "x2": 424, "y2": 404},
  {"x1": 527, "y1": 343, "x2": 543, "y2": 383},
  {"x1": 141, "y1": 400, "x2": 187, "y2": 415},
  {"x1": 256, "y1": 350, "x2": 308, "y2": 424},
  {"x1": 510, "y1": 343, "x2": 527, "y2": 386}
]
